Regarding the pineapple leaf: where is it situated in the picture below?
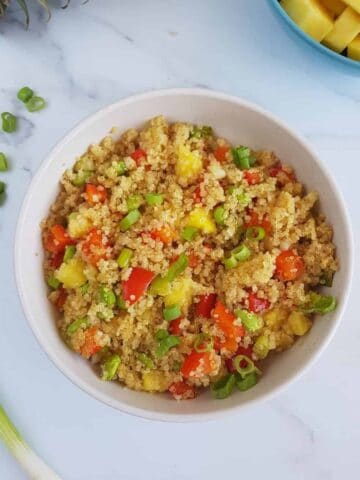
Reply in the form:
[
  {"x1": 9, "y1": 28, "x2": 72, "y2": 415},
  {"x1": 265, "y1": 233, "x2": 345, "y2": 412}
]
[
  {"x1": 15, "y1": 0, "x2": 30, "y2": 27},
  {"x1": 36, "y1": 0, "x2": 51, "y2": 21}
]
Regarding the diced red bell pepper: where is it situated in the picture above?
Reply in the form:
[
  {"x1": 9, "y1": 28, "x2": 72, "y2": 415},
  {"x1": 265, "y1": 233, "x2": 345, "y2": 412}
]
[
  {"x1": 212, "y1": 300, "x2": 244, "y2": 353},
  {"x1": 269, "y1": 162, "x2": 295, "y2": 184},
  {"x1": 54, "y1": 287, "x2": 67, "y2": 311},
  {"x1": 195, "y1": 293, "x2": 217, "y2": 318},
  {"x1": 169, "y1": 317, "x2": 183, "y2": 336},
  {"x1": 131, "y1": 148, "x2": 147, "y2": 165},
  {"x1": 122, "y1": 267, "x2": 155, "y2": 304},
  {"x1": 188, "y1": 252, "x2": 199, "y2": 268},
  {"x1": 44, "y1": 224, "x2": 73, "y2": 254},
  {"x1": 81, "y1": 228, "x2": 110, "y2": 267},
  {"x1": 150, "y1": 226, "x2": 177, "y2": 245},
  {"x1": 50, "y1": 251, "x2": 64, "y2": 269},
  {"x1": 193, "y1": 185, "x2": 202, "y2": 203},
  {"x1": 181, "y1": 350, "x2": 214, "y2": 379},
  {"x1": 80, "y1": 327, "x2": 102, "y2": 358},
  {"x1": 275, "y1": 250, "x2": 305, "y2": 282},
  {"x1": 245, "y1": 210, "x2": 271, "y2": 235},
  {"x1": 243, "y1": 169, "x2": 261, "y2": 185},
  {"x1": 248, "y1": 292, "x2": 270, "y2": 313},
  {"x1": 169, "y1": 381, "x2": 196, "y2": 400},
  {"x1": 85, "y1": 183, "x2": 107, "y2": 205},
  {"x1": 214, "y1": 145, "x2": 229, "y2": 163}
]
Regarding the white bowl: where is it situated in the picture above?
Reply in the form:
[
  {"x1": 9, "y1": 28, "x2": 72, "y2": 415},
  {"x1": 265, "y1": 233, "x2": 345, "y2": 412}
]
[{"x1": 15, "y1": 89, "x2": 353, "y2": 422}]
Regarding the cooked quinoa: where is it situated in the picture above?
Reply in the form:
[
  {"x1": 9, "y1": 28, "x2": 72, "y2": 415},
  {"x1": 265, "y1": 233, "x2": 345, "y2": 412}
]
[{"x1": 42, "y1": 116, "x2": 338, "y2": 400}]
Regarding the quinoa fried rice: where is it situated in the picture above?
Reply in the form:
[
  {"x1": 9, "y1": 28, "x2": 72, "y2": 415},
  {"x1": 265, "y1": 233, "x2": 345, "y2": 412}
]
[{"x1": 42, "y1": 116, "x2": 338, "y2": 400}]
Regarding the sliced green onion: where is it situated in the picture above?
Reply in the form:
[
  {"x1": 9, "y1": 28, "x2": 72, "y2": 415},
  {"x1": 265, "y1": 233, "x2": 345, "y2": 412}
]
[
  {"x1": 99, "y1": 286, "x2": 117, "y2": 307},
  {"x1": 319, "y1": 272, "x2": 333, "y2": 287},
  {"x1": 233, "y1": 355, "x2": 261, "y2": 378},
  {"x1": 232, "y1": 146, "x2": 254, "y2": 170},
  {"x1": 17, "y1": 86, "x2": 34, "y2": 103},
  {"x1": 117, "y1": 248, "x2": 133, "y2": 268},
  {"x1": 213, "y1": 206, "x2": 225, "y2": 226},
  {"x1": 149, "y1": 276, "x2": 171, "y2": 296},
  {"x1": 72, "y1": 170, "x2": 91, "y2": 187},
  {"x1": 246, "y1": 226, "x2": 266, "y2": 241},
  {"x1": 235, "y1": 309, "x2": 261, "y2": 332},
  {"x1": 63, "y1": 245, "x2": 76, "y2": 263},
  {"x1": 138, "y1": 353, "x2": 154, "y2": 369},
  {"x1": 66, "y1": 317, "x2": 88, "y2": 335},
  {"x1": 0, "y1": 153, "x2": 8, "y2": 171},
  {"x1": 155, "y1": 329, "x2": 169, "y2": 341},
  {"x1": 119, "y1": 209, "x2": 141, "y2": 231},
  {"x1": 80, "y1": 282, "x2": 89, "y2": 295},
  {"x1": 165, "y1": 253, "x2": 189, "y2": 282},
  {"x1": 1, "y1": 112, "x2": 17, "y2": 133},
  {"x1": 211, "y1": 374, "x2": 236, "y2": 399},
  {"x1": 181, "y1": 226, "x2": 198, "y2": 241},
  {"x1": 0, "y1": 405, "x2": 61, "y2": 479},
  {"x1": 155, "y1": 335, "x2": 180, "y2": 358},
  {"x1": 223, "y1": 255, "x2": 238, "y2": 270},
  {"x1": 117, "y1": 295, "x2": 127, "y2": 310},
  {"x1": 190, "y1": 125, "x2": 213, "y2": 139},
  {"x1": 47, "y1": 276, "x2": 60, "y2": 289},
  {"x1": 25, "y1": 96, "x2": 46, "y2": 112},
  {"x1": 232, "y1": 244, "x2": 251, "y2": 262},
  {"x1": 227, "y1": 186, "x2": 250, "y2": 206},
  {"x1": 236, "y1": 371, "x2": 258, "y2": 391},
  {"x1": 163, "y1": 304, "x2": 181, "y2": 321},
  {"x1": 194, "y1": 333, "x2": 213, "y2": 353},
  {"x1": 126, "y1": 194, "x2": 143, "y2": 211},
  {"x1": 300, "y1": 292, "x2": 337, "y2": 314},
  {"x1": 115, "y1": 160, "x2": 127, "y2": 175},
  {"x1": 145, "y1": 193, "x2": 164, "y2": 206},
  {"x1": 101, "y1": 354, "x2": 121, "y2": 381}
]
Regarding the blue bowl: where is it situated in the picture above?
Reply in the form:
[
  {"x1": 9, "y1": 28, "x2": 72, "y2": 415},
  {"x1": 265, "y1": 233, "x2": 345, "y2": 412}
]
[{"x1": 268, "y1": 0, "x2": 360, "y2": 70}]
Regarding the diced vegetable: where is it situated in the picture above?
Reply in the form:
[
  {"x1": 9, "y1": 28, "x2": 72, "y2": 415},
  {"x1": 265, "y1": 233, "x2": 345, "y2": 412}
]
[
  {"x1": 72, "y1": 170, "x2": 92, "y2": 187},
  {"x1": 190, "y1": 125, "x2": 213, "y2": 139},
  {"x1": 223, "y1": 255, "x2": 238, "y2": 270},
  {"x1": 214, "y1": 145, "x2": 229, "y2": 163},
  {"x1": 67, "y1": 317, "x2": 88, "y2": 335},
  {"x1": 54, "y1": 288, "x2": 67, "y2": 311},
  {"x1": 232, "y1": 244, "x2": 251, "y2": 262},
  {"x1": 169, "y1": 317, "x2": 183, "y2": 336},
  {"x1": 47, "y1": 276, "x2": 60, "y2": 290},
  {"x1": 181, "y1": 350, "x2": 214, "y2": 378},
  {"x1": 17, "y1": 86, "x2": 34, "y2": 103},
  {"x1": 246, "y1": 226, "x2": 266, "y2": 241},
  {"x1": 243, "y1": 169, "x2": 261, "y2": 185},
  {"x1": 145, "y1": 193, "x2": 164, "y2": 206},
  {"x1": 181, "y1": 226, "x2": 198, "y2": 241},
  {"x1": 142, "y1": 371, "x2": 169, "y2": 392},
  {"x1": 44, "y1": 224, "x2": 73, "y2": 254},
  {"x1": 186, "y1": 207, "x2": 216, "y2": 234},
  {"x1": 119, "y1": 209, "x2": 141, "y2": 231},
  {"x1": 300, "y1": 292, "x2": 337, "y2": 314},
  {"x1": 194, "y1": 333, "x2": 214, "y2": 353},
  {"x1": 55, "y1": 258, "x2": 87, "y2": 288},
  {"x1": 155, "y1": 329, "x2": 169, "y2": 341},
  {"x1": 236, "y1": 371, "x2": 258, "y2": 391},
  {"x1": 126, "y1": 194, "x2": 143, "y2": 211},
  {"x1": 248, "y1": 292, "x2": 270, "y2": 313},
  {"x1": 235, "y1": 309, "x2": 261, "y2": 332},
  {"x1": 67, "y1": 212, "x2": 92, "y2": 239},
  {"x1": 213, "y1": 300, "x2": 244, "y2": 353},
  {"x1": 253, "y1": 334, "x2": 269, "y2": 359},
  {"x1": 26, "y1": 96, "x2": 46, "y2": 112},
  {"x1": 287, "y1": 311, "x2": 312, "y2": 336},
  {"x1": 81, "y1": 228, "x2": 110, "y2": 266},
  {"x1": 163, "y1": 304, "x2": 181, "y2": 321},
  {"x1": 211, "y1": 374, "x2": 236, "y2": 399},
  {"x1": 263, "y1": 308, "x2": 288, "y2": 328},
  {"x1": 115, "y1": 160, "x2": 127, "y2": 175},
  {"x1": 155, "y1": 335, "x2": 180, "y2": 358},
  {"x1": 169, "y1": 381, "x2": 196, "y2": 400},
  {"x1": 213, "y1": 206, "x2": 225, "y2": 226},
  {"x1": 101, "y1": 355, "x2": 121, "y2": 381},
  {"x1": 131, "y1": 148, "x2": 147, "y2": 164},
  {"x1": 245, "y1": 210, "x2": 271, "y2": 235},
  {"x1": 176, "y1": 144, "x2": 203, "y2": 183},
  {"x1": 63, "y1": 245, "x2": 76, "y2": 263},
  {"x1": 85, "y1": 183, "x2": 107, "y2": 204},
  {"x1": 117, "y1": 248, "x2": 133, "y2": 268},
  {"x1": 80, "y1": 327, "x2": 101, "y2": 358},
  {"x1": 122, "y1": 267, "x2": 155, "y2": 304},
  {"x1": 0, "y1": 153, "x2": 8, "y2": 171},
  {"x1": 99, "y1": 286, "x2": 117, "y2": 307},
  {"x1": 233, "y1": 354, "x2": 260, "y2": 378},
  {"x1": 1, "y1": 112, "x2": 17, "y2": 133},
  {"x1": 149, "y1": 275, "x2": 172, "y2": 296},
  {"x1": 150, "y1": 225, "x2": 177, "y2": 244},
  {"x1": 194, "y1": 293, "x2": 217, "y2": 318},
  {"x1": 138, "y1": 353, "x2": 154, "y2": 369},
  {"x1": 275, "y1": 250, "x2": 305, "y2": 281},
  {"x1": 232, "y1": 146, "x2": 255, "y2": 170},
  {"x1": 165, "y1": 253, "x2": 189, "y2": 282}
]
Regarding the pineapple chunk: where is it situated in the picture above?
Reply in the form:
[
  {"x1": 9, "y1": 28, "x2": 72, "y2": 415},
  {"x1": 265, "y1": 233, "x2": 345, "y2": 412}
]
[
  {"x1": 186, "y1": 207, "x2": 216, "y2": 234},
  {"x1": 55, "y1": 258, "x2": 87, "y2": 289},
  {"x1": 164, "y1": 278, "x2": 194, "y2": 310},
  {"x1": 348, "y1": 33, "x2": 360, "y2": 59},
  {"x1": 281, "y1": 0, "x2": 334, "y2": 41},
  {"x1": 323, "y1": 7, "x2": 360, "y2": 52},
  {"x1": 263, "y1": 308, "x2": 289, "y2": 329},
  {"x1": 253, "y1": 335, "x2": 270, "y2": 359},
  {"x1": 142, "y1": 371, "x2": 170, "y2": 392},
  {"x1": 321, "y1": 0, "x2": 346, "y2": 15},
  {"x1": 176, "y1": 145, "x2": 203, "y2": 184},
  {"x1": 68, "y1": 212, "x2": 92, "y2": 239},
  {"x1": 287, "y1": 311, "x2": 312, "y2": 336},
  {"x1": 343, "y1": 0, "x2": 360, "y2": 13}
]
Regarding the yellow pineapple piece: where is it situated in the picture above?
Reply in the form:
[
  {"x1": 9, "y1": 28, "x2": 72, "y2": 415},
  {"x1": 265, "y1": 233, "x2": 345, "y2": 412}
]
[
  {"x1": 287, "y1": 311, "x2": 312, "y2": 336},
  {"x1": 342, "y1": 0, "x2": 360, "y2": 14},
  {"x1": 263, "y1": 308, "x2": 289, "y2": 329},
  {"x1": 165, "y1": 278, "x2": 194, "y2": 310},
  {"x1": 176, "y1": 145, "x2": 203, "y2": 184},
  {"x1": 348, "y1": 33, "x2": 360, "y2": 59},
  {"x1": 281, "y1": 0, "x2": 334, "y2": 40},
  {"x1": 142, "y1": 371, "x2": 170, "y2": 392},
  {"x1": 323, "y1": 7, "x2": 360, "y2": 52},
  {"x1": 186, "y1": 207, "x2": 216, "y2": 234},
  {"x1": 68, "y1": 212, "x2": 92, "y2": 239},
  {"x1": 55, "y1": 258, "x2": 87, "y2": 289},
  {"x1": 253, "y1": 335, "x2": 270, "y2": 359},
  {"x1": 321, "y1": 0, "x2": 346, "y2": 15}
]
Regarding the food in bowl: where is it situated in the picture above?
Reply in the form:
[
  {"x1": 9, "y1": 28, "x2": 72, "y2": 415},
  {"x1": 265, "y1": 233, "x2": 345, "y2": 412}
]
[
  {"x1": 280, "y1": 0, "x2": 360, "y2": 61},
  {"x1": 42, "y1": 116, "x2": 338, "y2": 401}
]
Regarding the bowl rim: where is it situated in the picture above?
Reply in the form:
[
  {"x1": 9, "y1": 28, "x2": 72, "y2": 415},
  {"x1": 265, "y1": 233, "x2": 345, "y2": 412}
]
[
  {"x1": 268, "y1": 0, "x2": 360, "y2": 70},
  {"x1": 14, "y1": 88, "x2": 354, "y2": 422}
]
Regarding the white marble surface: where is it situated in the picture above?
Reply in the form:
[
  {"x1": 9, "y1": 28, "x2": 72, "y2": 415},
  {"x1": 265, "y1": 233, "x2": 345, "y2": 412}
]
[{"x1": 1, "y1": 1, "x2": 359, "y2": 479}]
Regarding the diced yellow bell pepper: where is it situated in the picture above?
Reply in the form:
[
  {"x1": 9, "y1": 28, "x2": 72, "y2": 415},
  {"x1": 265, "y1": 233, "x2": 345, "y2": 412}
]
[
  {"x1": 176, "y1": 145, "x2": 203, "y2": 184},
  {"x1": 321, "y1": 0, "x2": 346, "y2": 15},
  {"x1": 287, "y1": 311, "x2": 312, "y2": 336},
  {"x1": 164, "y1": 278, "x2": 194, "y2": 310},
  {"x1": 186, "y1": 207, "x2": 216, "y2": 234},
  {"x1": 348, "y1": 34, "x2": 360, "y2": 59},
  {"x1": 142, "y1": 371, "x2": 169, "y2": 392},
  {"x1": 342, "y1": 0, "x2": 360, "y2": 14},
  {"x1": 68, "y1": 212, "x2": 92, "y2": 239},
  {"x1": 263, "y1": 308, "x2": 289, "y2": 329},
  {"x1": 323, "y1": 7, "x2": 360, "y2": 52},
  {"x1": 55, "y1": 258, "x2": 87, "y2": 289},
  {"x1": 281, "y1": 0, "x2": 334, "y2": 41}
]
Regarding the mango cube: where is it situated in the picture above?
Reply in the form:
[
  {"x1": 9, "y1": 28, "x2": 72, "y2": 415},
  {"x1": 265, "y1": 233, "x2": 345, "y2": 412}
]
[
  {"x1": 287, "y1": 311, "x2": 312, "y2": 336},
  {"x1": 55, "y1": 258, "x2": 87, "y2": 289},
  {"x1": 186, "y1": 207, "x2": 216, "y2": 234},
  {"x1": 342, "y1": 0, "x2": 360, "y2": 14},
  {"x1": 281, "y1": 0, "x2": 334, "y2": 40},
  {"x1": 165, "y1": 278, "x2": 194, "y2": 310},
  {"x1": 68, "y1": 212, "x2": 92, "y2": 239},
  {"x1": 348, "y1": 34, "x2": 360, "y2": 59},
  {"x1": 142, "y1": 371, "x2": 169, "y2": 392},
  {"x1": 263, "y1": 308, "x2": 289, "y2": 329},
  {"x1": 321, "y1": 0, "x2": 346, "y2": 15},
  {"x1": 176, "y1": 145, "x2": 203, "y2": 184},
  {"x1": 323, "y1": 7, "x2": 360, "y2": 52}
]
